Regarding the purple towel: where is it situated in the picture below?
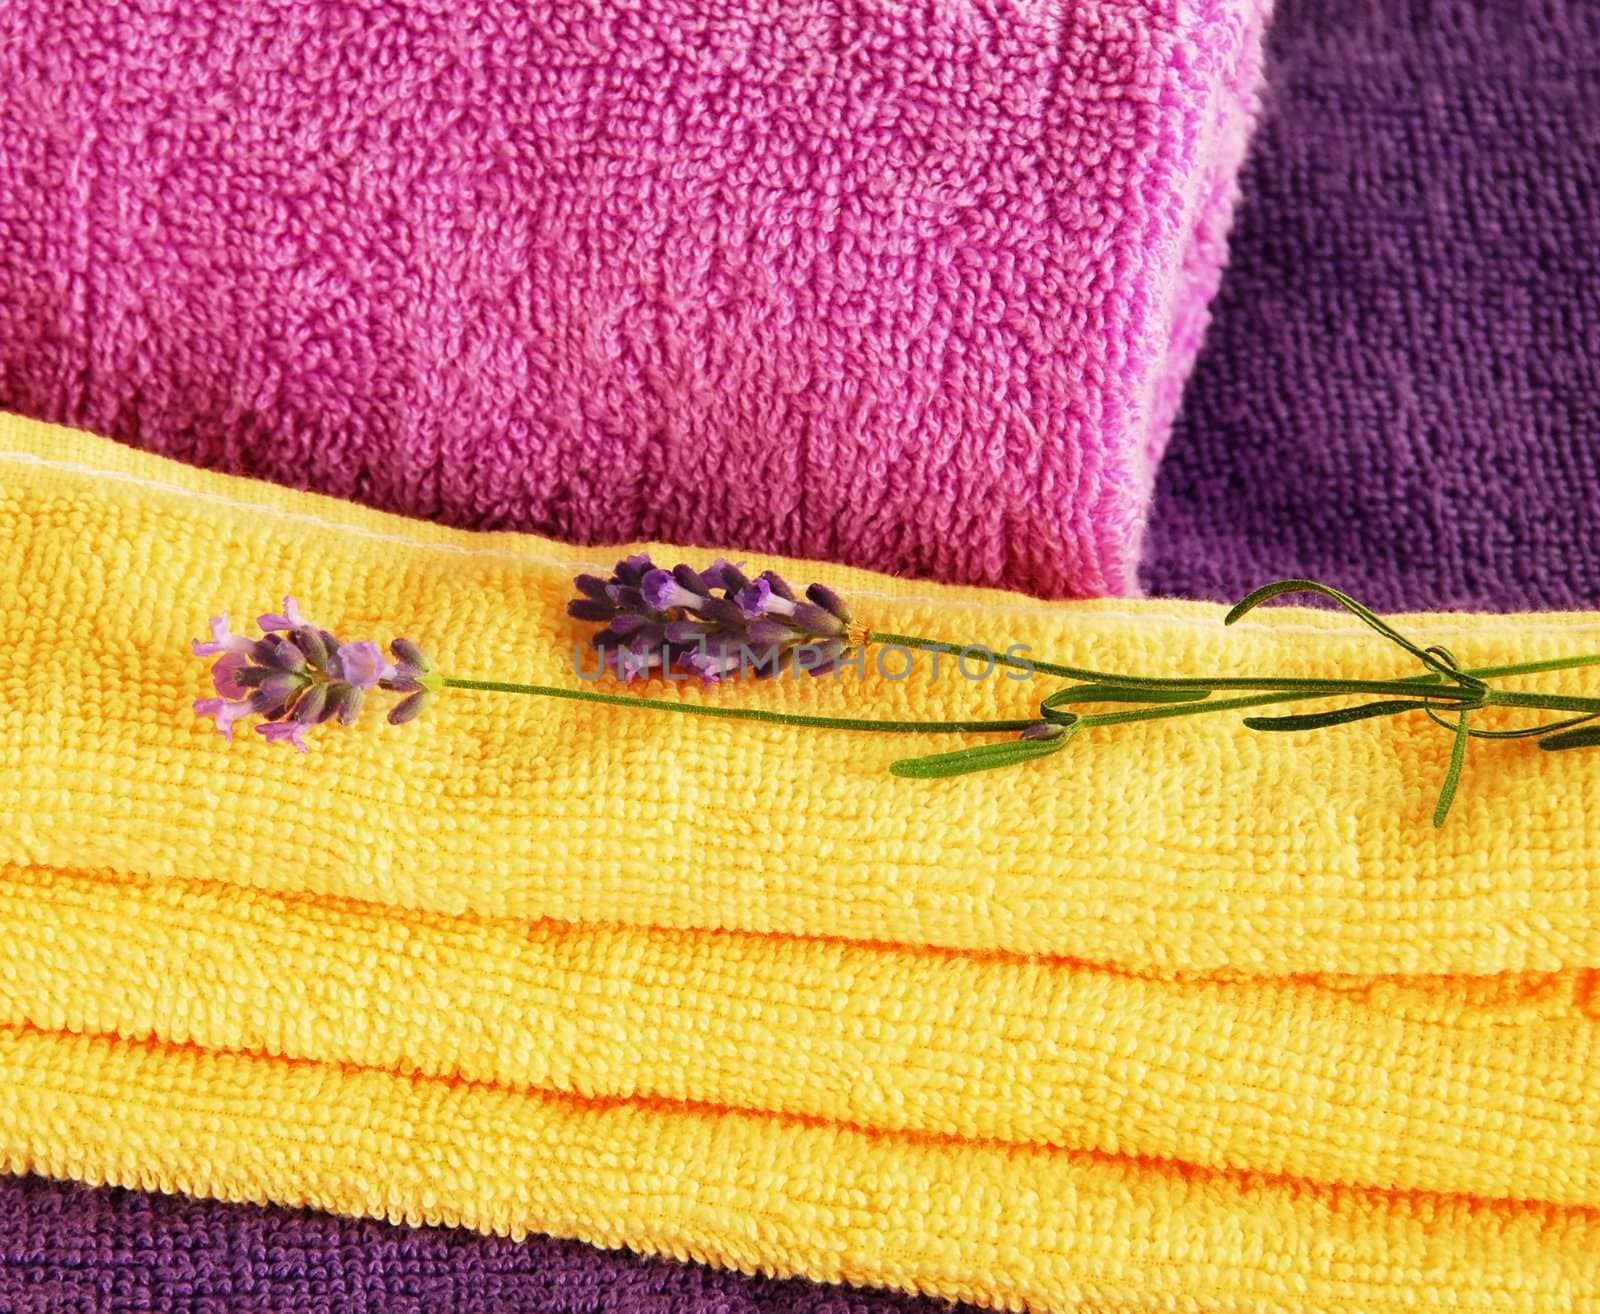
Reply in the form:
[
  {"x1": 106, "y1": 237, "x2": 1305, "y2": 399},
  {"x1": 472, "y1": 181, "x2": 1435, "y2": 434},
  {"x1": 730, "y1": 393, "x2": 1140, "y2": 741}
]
[
  {"x1": 0, "y1": 0, "x2": 1265, "y2": 598},
  {"x1": 1143, "y1": 0, "x2": 1600, "y2": 611},
  {"x1": 0, "y1": 1177, "x2": 944, "y2": 1314}
]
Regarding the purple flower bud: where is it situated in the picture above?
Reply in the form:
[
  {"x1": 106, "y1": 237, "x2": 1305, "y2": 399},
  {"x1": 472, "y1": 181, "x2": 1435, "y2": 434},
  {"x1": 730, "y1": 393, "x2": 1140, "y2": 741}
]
[
  {"x1": 194, "y1": 598, "x2": 428, "y2": 748},
  {"x1": 641, "y1": 568, "x2": 704, "y2": 612},
  {"x1": 340, "y1": 687, "x2": 366, "y2": 725},
  {"x1": 191, "y1": 614, "x2": 254, "y2": 658},
  {"x1": 332, "y1": 640, "x2": 396, "y2": 690},
  {"x1": 758, "y1": 570, "x2": 796, "y2": 602},
  {"x1": 791, "y1": 602, "x2": 845, "y2": 638},
  {"x1": 573, "y1": 574, "x2": 611, "y2": 601},
  {"x1": 746, "y1": 619, "x2": 798, "y2": 648},
  {"x1": 255, "y1": 671, "x2": 305, "y2": 708},
  {"x1": 388, "y1": 690, "x2": 430, "y2": 725},
  {"x1": 249, "y1": 636, "x2": 279, "y2": 666},
  {"x1": 211, "y1": 652, "x2": 250, "y2": 700},
  {"x1": 290, "y1": 683, "x2": 329, "y2": 724},
  {"x1": 256, "y1": 719, "x2": 312, "y2": 752},
  {"x1": 251, "y1": 634, "x2": 307, "y2": 673},
  {"x1": 249, "y1": 677, "x2": 304, "y2": 722},
  {"x1": 612, "y1": 554, "x2": 656, "y2": 587},
  {"x1": 567, "y1": 597, "x2": 616, "y2": 623},
  {"x1": 194, "y1": 696, "x2": 254, "y2": 741},
  {"x1": 325, "y1": 683, "x2": 365, "y2": 725},
  {"x1": 257, "y1": 596, "x2": 309, "y2": 633},
  {"x1": 804, "y1": 583, "x2": 851, "y2": 623},
  {"x1": 670, "y1": 563, "x2": 703, "y2": 592},
  {"x1": 293, "y1": 626, "x2": 331, "y2": 671},
  {"x1": 381, "y1": 636, "x2": 435, "y2": 695},
  {"x1": 390, "y1": 637, "x2": 429, "y2": 672},
  {"x1": 696, "y1": 597, "x2": 747, "y2": 627},
  {"x1": 702, "y1": 559, "x2": 748, "y2": 593},
  {"x1": 607, "y1": 614, "x2": 651, "y2": 640}
]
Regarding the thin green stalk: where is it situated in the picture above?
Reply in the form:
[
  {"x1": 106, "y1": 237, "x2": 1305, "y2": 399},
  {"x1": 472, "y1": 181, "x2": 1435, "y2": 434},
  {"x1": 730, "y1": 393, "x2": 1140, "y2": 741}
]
[
  {"x1": 1433, "y1": 706, "x2": 1473, "y2": 828},
  {"x1": 445, "y1": 654, "x2": 1600, "y2": 741},
  {"x1": 871, "y1": 631, "x2": 1600, "y2": 700},
  {"x1": 440, "y1": 678, "x2": 1036, "y2": 734},
  {"x1": 1069, "y1": 689, "x2": 1362, "y2": 730},
  {"x1": 1484, "y1": 689, "x2": 1600, "y2": 715},
  {"x1": 1461, "y1": 652, "x2": 1600, "y2": 679},
  {"x1": 1062, "y1": 677, "x2": 1600, "y2": 736}
]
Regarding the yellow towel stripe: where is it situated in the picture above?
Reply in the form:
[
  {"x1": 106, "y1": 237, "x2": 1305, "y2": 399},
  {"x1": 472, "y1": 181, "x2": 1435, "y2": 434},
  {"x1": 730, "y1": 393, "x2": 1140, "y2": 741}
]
[
  {"x1": 3, "y1": 864, "x2": 1597, "y2": 1207},
  {"x1": 2, "y1": 1024, "x2": 1596, "y2": 1314}
]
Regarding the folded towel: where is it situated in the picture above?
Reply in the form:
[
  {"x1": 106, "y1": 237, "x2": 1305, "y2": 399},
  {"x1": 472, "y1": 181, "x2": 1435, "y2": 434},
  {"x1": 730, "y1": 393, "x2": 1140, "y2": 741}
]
[
  {"x1": 4, "y1": 414, "x2": 1599, "y2": 1311},
  {"x1": 1144, "y1": 0, "x2": 1600, "y2": 611},
  {"x1": 0, "y1": 0, "x2": 1266, "y2": 600}
]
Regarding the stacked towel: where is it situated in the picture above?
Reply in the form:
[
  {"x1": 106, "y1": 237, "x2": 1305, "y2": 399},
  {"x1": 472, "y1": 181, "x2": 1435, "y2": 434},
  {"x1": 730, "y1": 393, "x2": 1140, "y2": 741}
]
[
  {"x1": 1144, "y1": 0, "x2": 1600, "y2": 611},
  {"x1": 6, "y1": 0, "x2": 1600, "y2": 1308},
  {"x1": 0, "y1": 0, "x2": 1266, "y2": 599},
  {"x1": 3, "y1": 416, "x2": 1600, "y2": 1311}
]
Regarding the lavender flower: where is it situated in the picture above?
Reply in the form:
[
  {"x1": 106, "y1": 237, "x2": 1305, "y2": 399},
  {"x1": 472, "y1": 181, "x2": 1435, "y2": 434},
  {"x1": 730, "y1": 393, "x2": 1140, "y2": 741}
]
[
  {"x1": 193, "y1": 596, "x2": 434, "y2": 749},
  {"x1": 378, "y1": 636, "x2": 436, "y2": 725},
  {"x1": 567, "y1": 557, "x2": 857, "y2": 682}
]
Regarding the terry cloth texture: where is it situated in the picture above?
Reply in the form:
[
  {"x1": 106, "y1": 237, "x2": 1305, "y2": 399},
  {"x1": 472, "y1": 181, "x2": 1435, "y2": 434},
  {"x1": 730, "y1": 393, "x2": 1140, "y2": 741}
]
[
  {"x1": 4, "y1": 415, "x2": 1600, "y2": 1312},
  {"x1": 0, "y1": 0, "x2": 1267, "y2": 601},
  {"x1": 1143, "y1": 0, "x2": 1600, "y2": 612},
  {"x1": 0, "y1": 1177, "x2": 947, "y2": 1314}
]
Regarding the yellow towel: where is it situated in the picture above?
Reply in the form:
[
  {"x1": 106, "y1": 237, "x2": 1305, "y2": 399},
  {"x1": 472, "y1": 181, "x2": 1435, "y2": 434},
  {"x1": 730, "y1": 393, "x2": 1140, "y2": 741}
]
[{"x1": 2, "y1": 411, "x2": 1599, "y2": 1310}]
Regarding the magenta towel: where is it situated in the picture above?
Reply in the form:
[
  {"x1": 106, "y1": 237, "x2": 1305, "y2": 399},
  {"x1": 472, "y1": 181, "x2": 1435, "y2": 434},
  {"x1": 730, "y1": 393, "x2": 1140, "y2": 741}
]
[{"x1": 0, "y1": 0, "x2": 1266, "y2": 598}]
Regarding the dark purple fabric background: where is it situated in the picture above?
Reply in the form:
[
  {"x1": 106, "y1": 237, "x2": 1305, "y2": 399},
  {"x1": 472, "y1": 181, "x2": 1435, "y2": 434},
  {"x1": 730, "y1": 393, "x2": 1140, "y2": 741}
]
[
  {"x1": 6, "y1": 0, "x2": 1600, "y2": 1309},
  {"x1": 0, "y1": 1178, "x2": 945, "y2": 1314},
  {"x1": 1143, "y1": 0, "x2": 1600, "y2": 612}
]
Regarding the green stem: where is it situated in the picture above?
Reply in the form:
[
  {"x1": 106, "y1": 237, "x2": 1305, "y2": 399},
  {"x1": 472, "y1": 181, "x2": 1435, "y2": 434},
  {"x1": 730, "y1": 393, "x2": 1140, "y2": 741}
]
[
  {"x1": 1049, "y1": 675, "x2": 1600, "y2": 726},
  {"x1": 1056, "y1": 666, "x2": 1600, "y2": 733},
  {"x1": 1484, "y1": 689, "x2": 1600, "y2": 715},
  {"x1": 1072, "y1": 690, "x2": 1325, "y2": 729},
  {"x1": 442, "y1": 648, "x2": 1600, "y2": 741},
  {"x1": 1463, "y1": 652, "x2": 1600, "y2": 679},
  {"x1": 439, "y1": 678, "x2": 1036, "y2": 734},
  {"x1": 868, "y1": 631, "x2": 1474, "y2": 696},
  {"x1": 871, "y1": 631, "x2": 1600, "y2": 698},
  {"x1": 863, "y1": 632, "x2": 1127, "y2": 685}
]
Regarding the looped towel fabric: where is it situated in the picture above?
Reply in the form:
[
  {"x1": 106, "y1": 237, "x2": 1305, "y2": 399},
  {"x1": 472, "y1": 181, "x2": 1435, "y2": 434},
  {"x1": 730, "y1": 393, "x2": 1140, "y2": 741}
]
[
  {"x1": 3, "y1": 415, "x2": 1599, "y2": 1311},
  {"x1": 0, "y1": 0, "x2": 1267, "y2": 600},
  {"x1": 1145, "y1": 0, "x2": 1600, "y2": 611}
]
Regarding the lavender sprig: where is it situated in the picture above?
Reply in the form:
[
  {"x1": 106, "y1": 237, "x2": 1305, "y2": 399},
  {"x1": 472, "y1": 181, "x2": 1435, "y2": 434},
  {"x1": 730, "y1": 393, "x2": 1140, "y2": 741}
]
[
  {"x1": 193, "y1": 571, "x2": 1600, "y2": 828},
  {"x1": 570, "y1": 554, "x2": 855, "y2": 681},
  {"x1": 193, "y1": 597, "x2": 436, "y2": 751}
]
